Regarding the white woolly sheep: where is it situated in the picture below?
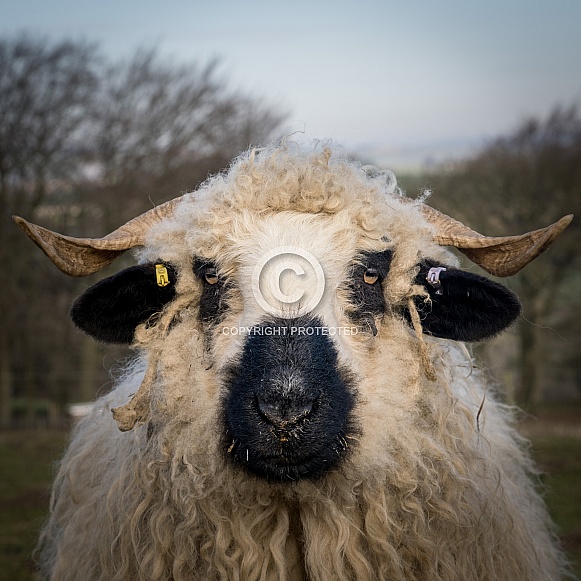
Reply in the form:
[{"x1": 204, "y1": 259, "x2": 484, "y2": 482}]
[{"x1": 15, "y1": 143, "x2": 573, "y2": 580}]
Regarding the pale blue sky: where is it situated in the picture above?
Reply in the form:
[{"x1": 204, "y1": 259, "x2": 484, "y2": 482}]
[{"x1": 2, "y1": 0, "x2": 580, "y2": 169}]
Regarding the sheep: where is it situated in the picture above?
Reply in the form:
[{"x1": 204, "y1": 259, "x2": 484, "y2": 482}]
[{"x1": 14, "y1": 142, "x2": 573, "y2": 581}]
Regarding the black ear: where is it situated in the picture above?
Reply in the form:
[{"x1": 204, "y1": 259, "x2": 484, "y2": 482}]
[
  {"x1": 70, "y1": 263, "x2": 177, "y2": 344},
  {"x1": 407, "y1": 260, "x2": 521, "y2": 342}
]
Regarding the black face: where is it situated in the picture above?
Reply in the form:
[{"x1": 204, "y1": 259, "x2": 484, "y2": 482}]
[
  {"x1": 193, "y1": 258, "x2": 230, "y2": 324},
  {"x1": 221, "y1": 316, "x2": 357, "y2": 483},
  {"x1": 346, "y1": 249, "x2": 393, "y2": 335}
]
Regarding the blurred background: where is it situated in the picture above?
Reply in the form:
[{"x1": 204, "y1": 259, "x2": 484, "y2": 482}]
[{"x1": 0, "y1": 0, "x2": 580, "y2": 579}]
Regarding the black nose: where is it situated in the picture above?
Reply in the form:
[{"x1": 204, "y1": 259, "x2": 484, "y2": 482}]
[
  {"x1": 256, "y1": 397, "x2": 314, "y2": 429},
  {"x1": 223, "y1": 315, "x2": 356, "y2": 481}
]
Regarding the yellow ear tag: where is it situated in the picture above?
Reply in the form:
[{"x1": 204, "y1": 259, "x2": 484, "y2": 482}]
[{"x1": 155, "y1": 264, "x2": 171, "y2": 287}]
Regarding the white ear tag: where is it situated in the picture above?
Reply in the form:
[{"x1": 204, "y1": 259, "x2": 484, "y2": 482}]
[{"x1": 426, "y1": 267, "x2": 446, "y2": 295}]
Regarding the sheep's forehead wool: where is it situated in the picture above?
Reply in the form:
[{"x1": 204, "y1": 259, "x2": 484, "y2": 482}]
[{"x1": 143, "y1": 144, "x2": 457, "y2": 295}]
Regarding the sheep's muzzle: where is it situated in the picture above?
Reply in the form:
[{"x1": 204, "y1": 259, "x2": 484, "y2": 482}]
[{"x1": 221, "y1": 316, "x2": 357, "y2": 482}]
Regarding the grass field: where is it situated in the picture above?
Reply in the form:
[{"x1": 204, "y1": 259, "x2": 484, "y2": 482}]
[
  {"x1": 0, "y1": 430, "x2": 69, "y2": 581},
  {"x1": 1, "y1": 416, "x2": 580, "y2": 580}
]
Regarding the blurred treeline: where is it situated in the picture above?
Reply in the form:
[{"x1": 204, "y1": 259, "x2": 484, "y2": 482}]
[
  {"x1": 0, "y1": 35, "x2": 287, "y2": 427},
  {"x1": 401, "y1": 106, "x2": 581, "y2": 408},
  {"x1": 1, "y1": 35, "x2": 579, "y2": 427}
]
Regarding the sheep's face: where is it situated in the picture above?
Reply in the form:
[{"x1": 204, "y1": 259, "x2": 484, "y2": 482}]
[
  {"x1": 201, "y1": 213, "x2": 382, "y2": 482},
  {"x1": 72, "y1": 203, "x2": 521, "y2": 483}
]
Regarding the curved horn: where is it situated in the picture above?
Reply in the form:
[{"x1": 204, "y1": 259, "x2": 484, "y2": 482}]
[
  {"x1": 419, "y1": 204, "x2": 573, "y2": 277},
  {"x1": 13, "y1": 196, "x2": 185, "y2": 276}
]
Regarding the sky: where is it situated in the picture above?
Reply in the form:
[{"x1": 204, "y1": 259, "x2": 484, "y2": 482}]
[{"x1": 2, "y1": 0, "x2": 580, "y2": 170}]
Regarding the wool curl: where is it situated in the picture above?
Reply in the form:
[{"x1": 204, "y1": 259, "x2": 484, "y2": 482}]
[
  {"x1": 38, "y1": 348, "x2": 567, "y2": 580},
  {"x1": 37, "y1": 142, "x2": 570, "y2": 580},
  {"x1": 143, "y1": 141, "x2": 452, "y2": 270}
]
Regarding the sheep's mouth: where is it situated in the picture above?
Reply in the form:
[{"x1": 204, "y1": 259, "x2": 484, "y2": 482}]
[
  {"x1": 224, "y1": 432, "x2": 352, "y2": 482},
  {"x1": 248, "y1": 453, "x2": 331, "y2": 482},
  {"x1": 220, "y1": 316, "x2": 358, "y2": 482}
]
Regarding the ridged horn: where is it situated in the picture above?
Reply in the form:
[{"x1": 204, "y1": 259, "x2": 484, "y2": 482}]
[
  {"x1": 419, "y1": 204, "x2": 573, "y2": 277},
  {"x1": 13, "y1": 196, "x2": 185, "y2": 277}
]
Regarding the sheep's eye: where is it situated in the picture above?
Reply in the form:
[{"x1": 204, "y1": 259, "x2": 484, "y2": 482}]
[
  {"x1": 363, "y1": 268, "x2": 379, "y2": 285},
  {"x1": 204, "y1": 270, "x2": 219, "y2": 285},
  {"x1": 346, "y1": 249, "x2": 392, "y2": 332},
  {"x1": 193, "y1": 258, "x2": 229, "y2": 324}
]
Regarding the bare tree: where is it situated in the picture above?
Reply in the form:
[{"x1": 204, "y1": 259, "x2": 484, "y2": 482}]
[
  {"x1": 83, "y1": 49, "x2": 286, "y2": 230},
  {"x1": 423, "y1": 106, "x2": 581, "y2": 407},
  {"x1": 1, "y1": 36, "x2": 287, "y2": 426},
  {"x1": 0, "y1": 36, "x2": 99, "y2": 426}
]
